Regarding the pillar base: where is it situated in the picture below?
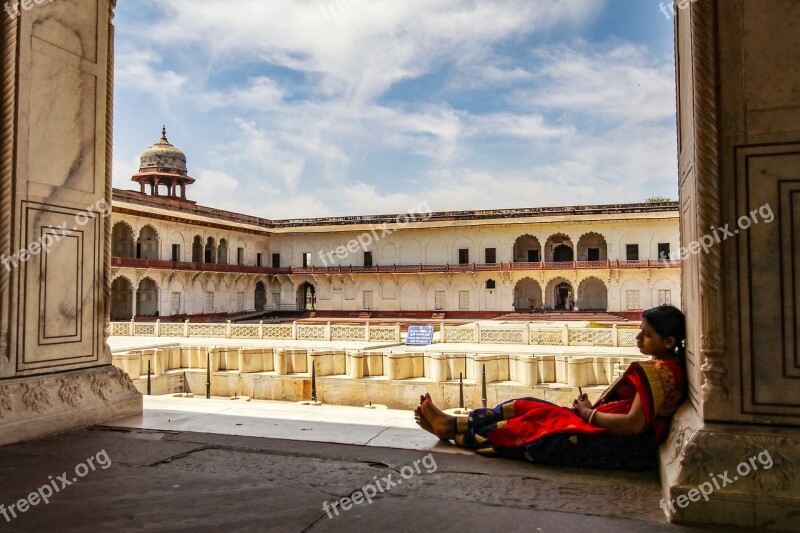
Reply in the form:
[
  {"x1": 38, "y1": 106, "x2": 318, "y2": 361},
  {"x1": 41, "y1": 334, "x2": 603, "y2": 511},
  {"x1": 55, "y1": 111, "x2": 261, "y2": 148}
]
[
  {"x1": 659, "y1": 404, "x2": 800, "y2": 530},
  {"x1": 0, "y1": 366, "x2": 142, "y2": 446}
]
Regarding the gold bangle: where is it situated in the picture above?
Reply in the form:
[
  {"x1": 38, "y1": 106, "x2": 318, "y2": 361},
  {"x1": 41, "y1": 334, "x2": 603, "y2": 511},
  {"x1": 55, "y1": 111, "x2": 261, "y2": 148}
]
[{"x1": 587, "y1": 409, "x2": 597, "y2": 425}]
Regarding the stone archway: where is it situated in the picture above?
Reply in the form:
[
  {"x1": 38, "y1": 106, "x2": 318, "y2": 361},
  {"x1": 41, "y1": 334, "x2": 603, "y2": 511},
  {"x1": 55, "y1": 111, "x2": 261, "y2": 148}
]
[
  {"x1": 192, "y1": 235, "x2": 203, "y2": 262},
  {"x1": 545, "y1": 233, "x2": 574, "y2": 262},
  {"x1": 111, "y1": 222, "x2": 135, "y2": 258},
  {"x1": 204, "y1": 237, "x2": 217, "y2": 264},
  {"x1": 111, "y1": 277, "x2": 133, "y2": 320},
  {"x1": 545, "y1": 278, "x2": 573, "y2": 310},
  {"x1": 137, "y1": 225, "x2": 159, "y2": 260},
  {"x1": 255, "y1": 281, "x2": 267, "y2": 311},
  {"x1": 577, "y1": 232, "x2": 608, "y2": 262},
  {"x1": 577, "y1": 277, "x2": 608, "y2": 311},
  {"x1": 513, "y1": 278, "x2": 543, "y2": 311},
  {"x1": 136, "y1": 278, "x2": 159, "y2": 317},
  {"x1": 513, "y1": 235, "x2": 542, "y2": 263},
  {"x1": 296, "y1": 282, "x2": 316, "y2": 311},
  {"x1": 218, "y1": 238, "x2": 229, "y2": 265}
]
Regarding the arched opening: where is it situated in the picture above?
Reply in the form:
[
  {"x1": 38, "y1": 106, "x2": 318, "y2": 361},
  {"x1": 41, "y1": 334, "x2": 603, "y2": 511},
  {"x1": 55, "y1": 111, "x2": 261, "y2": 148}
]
[
  {"x1": 296, "y1": 282, "x2": 316, "y2": 311},
  {"x1": 137, "y1": 225, "x2": 159, "y2": 260},
  {"x1": 255, "y1": 281, "x2": 267, "y2": 311},
  {"x1": 218, "y1": 238, "x2": 229, "y2": 265},
  {"x1": 578, "y1": 277, "x2": 608, "y2": 311},
  {"x1": 545, "y1": 234, "x2": 574, "y2": 262},
  {"x1": 111, "y1": 222, "x2": 135, "y2": 258},
  {"x1": 136, "y1": 278, "x2": 159, "y2": 317},
  {"x1": 204, "y1": 237, "x2": 217, "y2": 264},
  {"x1": 513, "y1": 277, "x2": 543, "y2": 311},
  {"x1": 110, "y1": 277, "x2": 133, "y2": 320},
  {"x1": 577, "y1": 232, "x2": 608, "y2": 262},
  {"x1": 545, "y1": 278, "x2": 574, "y2": 310},
  {"x1": 192, "y1": 235, "x2": 203, "y2": 263},
  {"x1": 513, "y1": 235, "x2": 541, "y2": 263}
]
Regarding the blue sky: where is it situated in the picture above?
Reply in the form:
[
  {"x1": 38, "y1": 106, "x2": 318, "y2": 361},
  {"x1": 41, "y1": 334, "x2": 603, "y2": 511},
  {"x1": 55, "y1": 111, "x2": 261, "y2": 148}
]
[{"x1": 113, "y1": 0, "x2": 678, "y2": 218}]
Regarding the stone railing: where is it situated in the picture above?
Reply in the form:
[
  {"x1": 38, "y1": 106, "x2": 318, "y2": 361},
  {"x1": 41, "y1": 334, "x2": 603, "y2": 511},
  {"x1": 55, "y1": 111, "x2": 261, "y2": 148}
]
[
  {"x1": 109, "y1": 320, "x2": 402, "y2": 343},
  {"x1": 109, "y1": 320, "x2": 637, "y2": 347},
  {"x1": 442, "y1": 323, "x2": 636, "y2": 347}
]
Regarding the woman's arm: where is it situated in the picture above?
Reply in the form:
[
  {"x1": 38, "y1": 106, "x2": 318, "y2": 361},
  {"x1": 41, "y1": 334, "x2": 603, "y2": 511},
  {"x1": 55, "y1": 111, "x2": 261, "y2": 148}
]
[{"x1": 573, "y1": 393, "x2": 647, "y2": 436}]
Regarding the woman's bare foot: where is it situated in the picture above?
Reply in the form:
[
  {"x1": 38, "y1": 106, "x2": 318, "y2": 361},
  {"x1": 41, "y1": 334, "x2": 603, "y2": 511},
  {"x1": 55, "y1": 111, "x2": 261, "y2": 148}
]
[
  {"x1": 420, "y1": 395, "x2": 456, "y2": 440},
  {"x1": 414, "y1": 406, "x2": 435, "y2": 435}
]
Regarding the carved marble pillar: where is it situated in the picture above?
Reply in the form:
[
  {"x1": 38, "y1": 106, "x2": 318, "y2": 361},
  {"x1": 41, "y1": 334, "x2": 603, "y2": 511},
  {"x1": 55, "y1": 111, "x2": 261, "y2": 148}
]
[
  {"x1": 661, "y1": 1, "x2": 800, "y2": 528},
  {"x1": 0, "y1": 0, "x2": 141, "y2": 446}
]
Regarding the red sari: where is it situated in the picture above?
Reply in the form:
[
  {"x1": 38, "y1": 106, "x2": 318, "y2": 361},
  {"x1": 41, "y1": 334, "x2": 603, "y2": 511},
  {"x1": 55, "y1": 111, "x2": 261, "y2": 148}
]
[{"x1": 454, "y1": 358, "x2": 685, "y2": 470}]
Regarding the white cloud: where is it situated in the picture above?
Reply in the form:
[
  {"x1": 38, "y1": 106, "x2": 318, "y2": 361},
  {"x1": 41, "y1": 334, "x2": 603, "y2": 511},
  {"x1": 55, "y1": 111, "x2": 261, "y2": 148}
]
[{"x1": 115, "y1": 48, "x2": 188, "y2": 99}]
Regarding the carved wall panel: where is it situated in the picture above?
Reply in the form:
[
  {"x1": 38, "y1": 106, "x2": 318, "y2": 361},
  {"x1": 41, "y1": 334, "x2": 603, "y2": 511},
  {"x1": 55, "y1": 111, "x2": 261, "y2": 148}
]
[{"x1": 736, "y1": 144, "x2": 800, "y2": 417}]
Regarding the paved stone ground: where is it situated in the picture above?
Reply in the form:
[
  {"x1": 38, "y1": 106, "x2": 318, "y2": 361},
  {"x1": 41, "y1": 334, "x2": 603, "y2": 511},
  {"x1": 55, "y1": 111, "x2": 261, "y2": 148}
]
[{"x1": 0, "y1": 426, "x2": 736, "y2": 532}]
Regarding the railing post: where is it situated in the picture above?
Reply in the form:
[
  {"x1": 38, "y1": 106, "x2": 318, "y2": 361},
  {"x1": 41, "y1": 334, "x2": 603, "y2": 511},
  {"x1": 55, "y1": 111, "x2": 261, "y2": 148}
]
[
  {"x1": 154, "y1": 319, "x2": 160, "y2": 337},
  {"x1": 440, "y1": 322, "x2": 446, "y2": 344},
  {"x1": 563, "y1": 325, "x2": 569, "y2": 346},
  {"x1": 325, "y1": 321, "x2": 332, "y2": 341},
  {"x1": 292, "y1": 321, "x2": 298, "y2": 340},
  {"x1": 259, "y1": 319, "x2": 264, "y2": 339},
  {"x1": 129, "y1": 318, "x2": 135, "y2": 336},
  {"x1": 612, "y1": 324, "x2": 618, "y2": 347},
  {"x1": 183, "y1": 319, "x2": 189, "y2": 337},
  {"x1": 364, "y1": 321, "x2": 370, "y2": 342},
  {"x1": 226, "y1": 320, "x2": 232, "y2": 338},
  {"x1": 523, "y1": 323, "x2": 530, "y2": 345},
  {"x1": 395, "y1": 322, "x2": 401, "y2": 342},
  {"x1": 474, "y1": 323, "x2": 480, "y2": 343}
]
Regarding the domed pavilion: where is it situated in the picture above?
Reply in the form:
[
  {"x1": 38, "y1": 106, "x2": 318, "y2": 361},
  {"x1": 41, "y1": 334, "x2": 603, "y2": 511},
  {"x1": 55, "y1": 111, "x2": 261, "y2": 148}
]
[{"x1": 131, "y1": 126, "x2": 195, "y2": 201}]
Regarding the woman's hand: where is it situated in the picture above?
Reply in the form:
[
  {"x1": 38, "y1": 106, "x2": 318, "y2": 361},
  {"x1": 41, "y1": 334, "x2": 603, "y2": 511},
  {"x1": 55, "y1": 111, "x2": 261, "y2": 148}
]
[{"x1": 572, "y1": 393, "x2": 593, "y2": 420}]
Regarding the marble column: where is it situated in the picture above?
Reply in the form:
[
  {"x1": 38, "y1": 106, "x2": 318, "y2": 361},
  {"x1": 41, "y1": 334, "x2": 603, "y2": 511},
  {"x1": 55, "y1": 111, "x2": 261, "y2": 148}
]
[
  {"x1": 661, "y1": 1, "x2": 800, "y2": 528},
  {"x1": 0, "y1": 0, "x2": 141, "y2": 446}
]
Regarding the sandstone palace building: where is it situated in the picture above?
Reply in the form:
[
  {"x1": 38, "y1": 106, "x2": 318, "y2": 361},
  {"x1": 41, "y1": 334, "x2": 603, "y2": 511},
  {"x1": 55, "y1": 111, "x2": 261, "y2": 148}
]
[{"x1": 110, "y1": 130, "x2": 680, "y2": 319}]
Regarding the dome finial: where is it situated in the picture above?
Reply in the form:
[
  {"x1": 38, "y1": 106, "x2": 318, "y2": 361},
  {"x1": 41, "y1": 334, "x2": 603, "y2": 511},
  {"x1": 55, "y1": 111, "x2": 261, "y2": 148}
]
[{"x1": 160, "y1": 125, "x2": 169, "y2": 144}]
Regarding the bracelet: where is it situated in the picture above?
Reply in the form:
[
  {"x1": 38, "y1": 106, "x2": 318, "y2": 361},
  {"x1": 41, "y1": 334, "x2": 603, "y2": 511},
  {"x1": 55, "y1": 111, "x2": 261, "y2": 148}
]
[{"x1": 587, "y1": 409, "x2": 597, "y2": 425}]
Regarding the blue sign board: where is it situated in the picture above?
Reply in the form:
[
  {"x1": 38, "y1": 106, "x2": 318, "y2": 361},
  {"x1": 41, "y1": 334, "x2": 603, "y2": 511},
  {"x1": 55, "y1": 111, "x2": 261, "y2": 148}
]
[{"x1": 406, "y1": 325, "x2": 435, "y2": 346}]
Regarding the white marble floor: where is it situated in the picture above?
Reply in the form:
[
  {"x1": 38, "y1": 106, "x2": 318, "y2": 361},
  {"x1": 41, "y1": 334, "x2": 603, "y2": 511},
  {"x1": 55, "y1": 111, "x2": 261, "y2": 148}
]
[{"x1": 107, "y1": 395, "x2": 472, "y2": 454}]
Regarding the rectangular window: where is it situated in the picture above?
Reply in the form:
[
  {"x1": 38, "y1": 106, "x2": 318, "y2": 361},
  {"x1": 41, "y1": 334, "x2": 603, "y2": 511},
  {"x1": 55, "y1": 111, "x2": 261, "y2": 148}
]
[
  {"x1": 626, "y1": 244, "x2": 639, "y2": 261},
  {"x1": 205, "y1": 292, "x2": 214, "y2": 314},
  {"x1": 236, "y1": 292, "x2": 244, "y2": 312},
  {"x1": 363, "y1": 291, "x2": 373, "y2": 310},
  {"x1": 459, "y1": 291, "x2": 470, "y2": 310},
  {"x1": 237, "y1": 247, "x2": 245, "y2": 266},
  {"x1": 171, "y1": 292, "x2": 181, "y2": 315},
  {"x1": 486, "y1": 279, "x2": 496, "y2": 289},
  {"x1": 587, "y1": 248, "x2": 600, "y2": 261},
  {"x1": 626, "y1": 290, "x2": 640, "y2": 311},
  {"x1": 658, "y1": 243, "x2": 671, "y2": 261},
  {"x1": 458, "y1": 249, "x2": 469, "y2": 264},
  {"x1": 485, "y1": 248, "x2": 496, "y2": 264},
  {"x1": 302, "y1": 252, "x2": 312, "y2": 268},
  {"x1": 272, "y1": 253, "x2": 281, "y2": 268},
  {"x1": 435, "y1": 291, "x2": 446, "y2": 311},
  {"x1": 527, "y1": 249, "x2": 539, "y2": 262},
  {"x1": 658, "y1": 290, "x2": 672, "y2": 306},
  {"x1": 256, "y1": 253, "x2": 263, "y2": 267},
  {"x1": 171, "y1": 244, "x2": 181, "y2": 262},
  {"x1": 364, "y1": 251, "x2": 373, "y2": 267}
]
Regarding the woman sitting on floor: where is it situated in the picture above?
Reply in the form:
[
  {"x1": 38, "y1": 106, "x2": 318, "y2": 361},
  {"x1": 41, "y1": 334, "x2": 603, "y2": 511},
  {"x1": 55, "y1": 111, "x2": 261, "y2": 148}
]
[{"x1": 415, "y1": 305, "x2": 686, "y2": 470}]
